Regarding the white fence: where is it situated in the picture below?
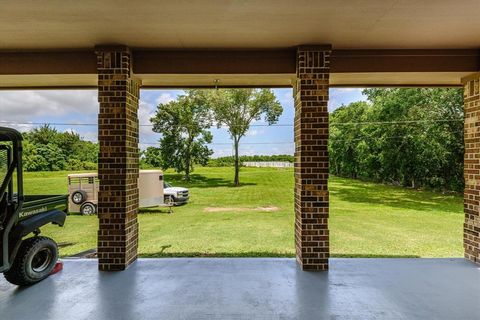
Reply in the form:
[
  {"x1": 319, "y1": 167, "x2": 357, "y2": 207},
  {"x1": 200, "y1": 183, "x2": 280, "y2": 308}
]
[{"x1": 242, "y1": 161, "x2": 294, "y2": 168}]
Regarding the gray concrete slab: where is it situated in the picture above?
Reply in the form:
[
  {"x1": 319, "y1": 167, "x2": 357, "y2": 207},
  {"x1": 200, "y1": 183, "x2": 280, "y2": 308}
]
[{"x1": 0, "y1": 258, "x2": 479, "y2": 320}]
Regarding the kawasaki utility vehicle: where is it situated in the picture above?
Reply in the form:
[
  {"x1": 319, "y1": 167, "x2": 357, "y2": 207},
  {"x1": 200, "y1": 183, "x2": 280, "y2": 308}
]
[{"x1": 0, "y1": 127, "x2": 67, "y2": 286}]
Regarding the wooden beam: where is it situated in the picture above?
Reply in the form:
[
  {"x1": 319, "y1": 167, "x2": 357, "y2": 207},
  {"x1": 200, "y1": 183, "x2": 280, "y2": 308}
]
[
  {"x1": 133, "y1": 49, "x2": 296, "y2": 74},
  {"x1": 1, "y1": 49, "x2": 478, "y2": 76},
  {"x1": 330, "y1": 49, "x2": 480, "y2": 73},
  {"x1": 134, "y1": 49, "x2": 479, "y2": 74},
  {"x1": 0, "y1": 51, "x2": 97, "y2": 75}
]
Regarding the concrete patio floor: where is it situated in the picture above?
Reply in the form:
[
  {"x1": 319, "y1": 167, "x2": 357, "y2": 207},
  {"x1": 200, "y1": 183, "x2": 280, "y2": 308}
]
[{"x1": 0, "y1": 258, "x2": 479, "y2": 320}]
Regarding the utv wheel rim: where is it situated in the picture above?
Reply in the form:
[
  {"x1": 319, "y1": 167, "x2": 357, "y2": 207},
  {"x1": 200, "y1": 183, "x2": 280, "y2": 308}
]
[{"x1": 32, "y1": 248, "x2": 53, "y2": 273}]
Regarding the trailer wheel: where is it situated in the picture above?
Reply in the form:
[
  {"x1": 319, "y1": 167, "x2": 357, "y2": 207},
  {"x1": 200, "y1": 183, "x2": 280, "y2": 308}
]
[
  {"x1": 71, "y1": 190, "x2": 87, "y2": 205},
  {"x1": 4, "y1": 236, "x2": 58, "y2": 286},
  {"x1": 80, "y1": 202, "x2": 96, "y2": 215}
]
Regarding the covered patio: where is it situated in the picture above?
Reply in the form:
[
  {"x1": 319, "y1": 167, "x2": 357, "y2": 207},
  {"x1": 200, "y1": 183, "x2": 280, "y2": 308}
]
[
  {"x1": 1, "y1": 0, "x2": 479, "y2": 318},
  {"x1": 1, "y1": 258, "x2": 479, "y2": 320}
]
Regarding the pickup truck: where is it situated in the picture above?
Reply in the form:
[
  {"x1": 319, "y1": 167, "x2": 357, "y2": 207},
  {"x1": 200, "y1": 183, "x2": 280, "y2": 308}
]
[
  {"x1": 0, "y1": 127, "x2": 67, "y2": 286},
  {"x1": 163, "y1": 181, "x2": 189, "y2": 205}
]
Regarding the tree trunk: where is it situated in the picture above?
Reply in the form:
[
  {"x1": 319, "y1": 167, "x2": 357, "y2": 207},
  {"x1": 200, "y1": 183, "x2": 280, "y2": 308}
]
[
  {"x1": 184, "y1": 161, "x2": 190, "y2": 181},
  {"x1": 234, "y1": 138, "x2": 240, "y2": 186},
  {"x1": 184, "y1": 140, "x2": 192, "y2": 181}
]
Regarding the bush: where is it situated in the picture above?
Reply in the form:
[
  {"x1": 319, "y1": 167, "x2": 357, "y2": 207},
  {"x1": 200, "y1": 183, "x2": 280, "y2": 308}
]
[{"x1": 65, "y1": 159, "x2": 97, "y2": 171}]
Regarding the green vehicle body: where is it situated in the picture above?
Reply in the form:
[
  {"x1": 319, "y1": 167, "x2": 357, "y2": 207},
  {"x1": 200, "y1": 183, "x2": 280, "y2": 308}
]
[
  {"x1": 19, "y1": 195, "x2": 68, "y2": 221},
  {"x1": 0, "y1": 126, "x2": 67, "y2": 275}
]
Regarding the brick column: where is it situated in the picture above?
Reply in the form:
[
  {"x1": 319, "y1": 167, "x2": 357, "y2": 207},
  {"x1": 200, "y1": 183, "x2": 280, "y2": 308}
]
[
  {"x1": 293, "y1": 45, "x2": 331, "y2": 271},
  {"x1": 463, "y1": 72, "x2": 480, "y2": 264},
  {"x1": 96, "y1": 46, "x2": 140, "y2": 271}
]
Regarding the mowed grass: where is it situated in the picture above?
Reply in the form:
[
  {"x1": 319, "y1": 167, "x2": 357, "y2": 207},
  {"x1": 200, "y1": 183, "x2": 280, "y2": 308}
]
[{"x1": 25, "y1": 167, "x2": 463, "y2": 258}]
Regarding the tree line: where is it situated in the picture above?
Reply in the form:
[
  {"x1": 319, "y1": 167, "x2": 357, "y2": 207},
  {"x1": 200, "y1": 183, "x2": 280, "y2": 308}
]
[
  {"x1": 22, "y1": 125, "x2": 98, "y2": 171},
  {"x1": 330, "y1": 88, "x2": 464, "y2": 192},
  {"x1": 17, "y1": 88, "x2": 465, "y2": 192}
]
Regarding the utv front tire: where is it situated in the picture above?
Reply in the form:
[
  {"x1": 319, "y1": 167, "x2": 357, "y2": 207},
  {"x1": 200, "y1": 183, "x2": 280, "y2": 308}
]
[{"x1": 4, "y1": 237, "x2": 58, "y2": 286}]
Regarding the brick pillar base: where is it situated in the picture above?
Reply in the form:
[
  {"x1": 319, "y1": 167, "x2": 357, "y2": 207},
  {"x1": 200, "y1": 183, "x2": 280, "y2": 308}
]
[
  {"x1": 293, "y1": 45, "x2": 331, "y2": 271},
  {"x1": 96, "y1": 46, "x2": 140, "y2": 271},
  {"x1": 463, "y1": 72, "x2": 480, "y2": 264}
]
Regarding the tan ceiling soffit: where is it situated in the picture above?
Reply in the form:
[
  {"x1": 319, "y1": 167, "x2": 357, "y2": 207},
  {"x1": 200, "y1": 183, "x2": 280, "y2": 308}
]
[
  {"x1": 0, "y1": 74, "x2": 97, "y2": 89},
  {"x1": 0, "y1": 72, "x2": 468, "y2": 89},
  {"x1": 1, "y1": 1, "x2": 480, "y2": 50}
]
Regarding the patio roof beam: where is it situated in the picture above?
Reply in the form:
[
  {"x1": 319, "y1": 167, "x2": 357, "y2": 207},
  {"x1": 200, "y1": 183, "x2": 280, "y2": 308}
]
[
  {"x1": 0, "y1": 51, "x2": 97, "y2": 75},
  {"x1": 133, "y1": 50, "x2": 296, "y2": 74},
  {"x1": 331, "y1": 49, "x2": 480, "y2": 73},
  {"x1": 134, "y1": 49, "x2": 480, "y2": 74},
  {"x1": 1, "y1": 49, "x2": 479, "y2": 76}
]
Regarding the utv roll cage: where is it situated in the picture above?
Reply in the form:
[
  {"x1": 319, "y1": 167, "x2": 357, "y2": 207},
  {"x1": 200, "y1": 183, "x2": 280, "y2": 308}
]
[{"x1": 0, "y1": 127, "x2": 24, "y2": 273}]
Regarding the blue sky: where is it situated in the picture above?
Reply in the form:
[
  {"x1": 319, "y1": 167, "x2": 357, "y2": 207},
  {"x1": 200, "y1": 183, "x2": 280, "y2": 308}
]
[{"x1": 0, "y1": 88, "x2": 366, "y2": 157}]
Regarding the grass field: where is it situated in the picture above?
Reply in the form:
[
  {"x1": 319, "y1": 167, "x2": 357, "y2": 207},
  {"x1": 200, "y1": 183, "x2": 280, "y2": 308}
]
[{"x1": 25, "y1": 167, "x2": 464, "y2": 258}]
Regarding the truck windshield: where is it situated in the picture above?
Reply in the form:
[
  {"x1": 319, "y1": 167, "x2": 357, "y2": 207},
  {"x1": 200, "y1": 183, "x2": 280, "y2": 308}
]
[{"x1": 164, "y1": 182, "x2": 172, "y2": 188}]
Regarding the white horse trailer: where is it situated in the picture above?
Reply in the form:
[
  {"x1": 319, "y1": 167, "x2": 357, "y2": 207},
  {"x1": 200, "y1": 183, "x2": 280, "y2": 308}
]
[{"x1": 68, "y1": 170, "x2": 164, "y2": 215}]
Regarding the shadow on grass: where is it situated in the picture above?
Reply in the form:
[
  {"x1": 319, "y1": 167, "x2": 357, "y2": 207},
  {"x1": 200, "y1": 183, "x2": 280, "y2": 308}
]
[
  {"x1": 139, "y1": 208, "x2": 173, "y2": 214},
  {"x1": 140, "y1": 252, "x2": 421, "y2": 258},
  {"x1": 140, "y1": 251, "x2": 296, "y2": 258},
  {"x1": 164, "y1": 173, "x2": 256, "y2": 188},
  {"x1": 58, "y1": 242, "x2": 77, "y2": 248},
  {"x1": 66, "y1": 249, "x2": 421, "y2": 259},
  {"x1": 331, "y1": 178, "x2": 461, "y2": 214}
]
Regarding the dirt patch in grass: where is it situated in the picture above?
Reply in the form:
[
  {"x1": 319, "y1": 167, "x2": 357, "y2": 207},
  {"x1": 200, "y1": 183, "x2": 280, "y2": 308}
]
[{"x1": 204, "y1": 206, "x2": 279, "y2": 213}]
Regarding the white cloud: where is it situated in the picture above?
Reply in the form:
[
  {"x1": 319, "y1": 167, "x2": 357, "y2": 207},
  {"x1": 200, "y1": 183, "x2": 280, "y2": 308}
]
[
  {"x1": 211, "y1": 147, "x2": 234, "y2": 157},
  {"x1": 246, "y1": 129, "x2": 265, "y2": 137},
  {"x1": 155, "y1": 93, "x2": 175, "y2": 105},
  {"x1": 282, "y1": 90, "x2": 293, "y2": 101},
  {"x1": 80, "y1": 131, "x2": 98, "y2": 143},
  {"x1": 138, "y1": 99, "x2": 161, "y2": 147},
  {"x1": 11, "y1": 123, "x2": 35, "y2": 133},
  {"x1": 0, "y1": 89, "x2": 297, "y2": 157},
  {"x1": 277, "y1": 89, "x2": 294, "y2": 105},
  {"x1": 0, "y1": 90, "x2": 98, "y2": 122},
  {"x1": 328, "y1": 88, "x2": 367, "y2": 112},
  {"x1": 334, "y1": 88, "x2": 363, "y2": 93},
  {"x1": 269, "y1": 144, "x2": 295, "y2": 155},
  {"x1": 237, "y1": 144, "x2": 257, "y2": 156}
]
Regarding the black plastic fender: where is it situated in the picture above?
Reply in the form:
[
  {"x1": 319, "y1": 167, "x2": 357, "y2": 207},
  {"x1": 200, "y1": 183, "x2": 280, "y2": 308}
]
[{"x1": 11, "y1": 209, "x2": 66, "y2": 239}]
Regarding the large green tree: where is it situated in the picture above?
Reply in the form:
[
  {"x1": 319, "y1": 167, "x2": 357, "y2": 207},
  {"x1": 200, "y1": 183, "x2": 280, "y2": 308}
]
[
  {"x1": 208, "y1": 89, "x2": 282, "y2": 186},
  {"x1": 150, "y1": 90, "x2": 213, "y2": 181},
  {"x1": 330, "y1": 88, "x2": 464, "y2": 191}
]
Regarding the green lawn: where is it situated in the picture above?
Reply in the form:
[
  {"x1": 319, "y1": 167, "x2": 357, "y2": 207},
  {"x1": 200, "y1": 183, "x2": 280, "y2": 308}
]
[{"x1": 25, "y1": 167, "x2": 463, "y2": 258}]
